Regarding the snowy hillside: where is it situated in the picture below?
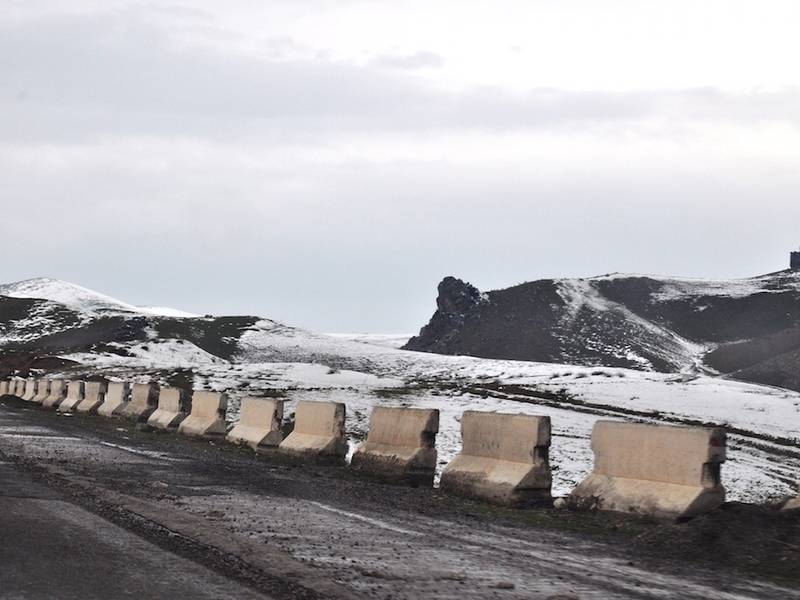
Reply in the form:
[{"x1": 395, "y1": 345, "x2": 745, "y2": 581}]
[
  {"x1": 1, "y1": 278, "x2": 798, "y2": 505},
  {"x1": 554, "y1": 278, "x2": 707, "y2": 371},
  {"x1": 0, "y1": 278, "x2": 197, "y2": 318},
  {"x1": 406, "y1": 271, "x2": 800, "y2": 386}
]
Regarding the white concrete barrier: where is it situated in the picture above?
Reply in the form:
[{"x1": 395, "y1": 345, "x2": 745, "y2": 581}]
[
  {"x1": 13, "y1": 379, "x2": 26, "y2": 397},
  {"x1": 97, "y1": 382, "x2": 130, "y2": 418},
  {"x1": 1, "y1": 379, "x2": 14, "y2": 396},
  {"x1": 76, "y1": 381, "x2": 108, "y2": 414},
  {"x1": 569, "y1": 421, "x2": 727, "y2": 519},
  {"x1": 440, "y1": 411, "x2": 552, "y2": 506},
  {"x1": 120, "y1": 383, "x2": 158, "y2": 422},
  {"x1": 278, "y1": 401, "x2": 347, "y2": 460},
  {"x1": 226, "y1": 397, "x2": 284, "y2": 450},
  {"x1": 41, "y1": 380, "x2": 67, "y2": 409},
  {"x1": 350, "y1": 407, "x2": 439, "y2": 486},
  {"x1": 21, "y1": 378, "x2": 38, "y2": 402},
  {"x1": 32, "y1": 379, "x2": 51, "y2": 404},
  {"x1": 782, "y1": 485, "x2": 800, "y2": 511},
  {"x1": 147, "y1": 387, "x2": 189, "y2": 431},
  {"x1": 57, "y1": 380, "x2": 85, "y2": 413},
  {"x1": 177, "y1": 391, "x2": 227, "y2": 438}
]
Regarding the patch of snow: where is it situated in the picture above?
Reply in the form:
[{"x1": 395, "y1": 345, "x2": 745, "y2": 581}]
[
  {"x1": 589, "y1": 271, "x2": 800, "y2": 301},
  {"x1": 136, "y1": 306, "x2": 200, "y2": 318},
  {"x1": 555, "y1": 279, "x2": 709, "y2": 372},
  {"x1": 325, "y1": 333, "x2": 412, "y2": 349},
  {"x1": 62, "y1": 338, "x2": 225, "y2": 370}
]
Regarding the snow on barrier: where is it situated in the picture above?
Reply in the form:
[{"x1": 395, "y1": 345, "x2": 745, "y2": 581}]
[
  {"x1": 177, "y1": 391, "x2": 227, "y2": 438},
  {"x1": 569, "y1": 421, "x2": 727, "y2": 519},
  {"x1": 440, "y1": 411, "x2": 552, "y2": 506},
  {"x1": 32, "y1": 379, "x2": 51, "y2": 403},
  {"x1": 0, "y1": 380, "x2": 8, "y2": 396},
  {"x1": 226, "y1": 397, "x2": 284, "y2": 451},
  {"x1": 278, "y1": 401, "x2": 347, "y2": 460},
  {"x1": 76, "y1": 380, "x2": 107, "y2": 414},
  {"x1": 42, "y1": 380, "x2": 67, "y2": 409},
  {"x1": 121, "y1": 383, "x2": 158, "y2": 422},
  {"x1": 147, "y1": 387, "x2": 189, "y2": 431},
  {"x1": 57, "y1": 380, "x2": 85, "y2": 413},
  {"x1": 21, "y1": 378, "x2": 38, "y2": 402},
  {"x1": 350, "y1": 407, "x2": 439, "y2": 486},
  {"x1": 97, "y1": 382, "x2": 130, "y2": 418}
]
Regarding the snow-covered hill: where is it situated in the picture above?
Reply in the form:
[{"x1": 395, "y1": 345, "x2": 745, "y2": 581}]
[
  {"x1": 0, "y1": 278, "x2": 197, "y2": 318},
  {"x1": 406, "y1": 271, "x2": 800, "y2": 387},
  {"x1": 1, "y1": 278, "x2": 798, "y2": 505}
]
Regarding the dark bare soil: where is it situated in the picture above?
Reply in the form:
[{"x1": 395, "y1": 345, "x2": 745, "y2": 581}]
[{"x1": 636, "y1": 502, "x2": 800, "y2": 583}]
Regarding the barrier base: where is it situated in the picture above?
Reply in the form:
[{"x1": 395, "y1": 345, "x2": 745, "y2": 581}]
[{"x1": 569, "y1": 474, "x2": 725, "y2": 519}]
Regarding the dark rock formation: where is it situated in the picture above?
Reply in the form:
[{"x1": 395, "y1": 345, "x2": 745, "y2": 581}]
[{"x1": 405, "y1": 270, "x2": 800, "y2": 389}]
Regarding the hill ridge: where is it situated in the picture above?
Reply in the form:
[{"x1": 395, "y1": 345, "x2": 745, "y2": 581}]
[{"x1": 405, "y1": 271, "x2": 800, "y2": 388}]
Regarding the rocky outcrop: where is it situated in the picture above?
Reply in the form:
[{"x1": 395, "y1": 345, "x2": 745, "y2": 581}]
[{"x1": 405, "y1": 270, "x2": 800, "y2": 388}]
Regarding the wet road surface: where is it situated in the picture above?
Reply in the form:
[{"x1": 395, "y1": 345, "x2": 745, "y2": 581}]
[{"x1": 0, "y1": 459, "x2": 270, "y2": 599}]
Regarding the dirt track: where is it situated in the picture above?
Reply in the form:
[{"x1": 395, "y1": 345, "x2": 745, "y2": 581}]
[{"x1": 1, "y1": 395, "x2": 798, "y2": 599}]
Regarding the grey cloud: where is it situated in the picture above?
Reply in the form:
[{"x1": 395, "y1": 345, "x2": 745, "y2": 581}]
[
  {"x1": 2, "y1": 11, "x2": 799, "y2": 145},
  {"x1": 371, "y1": 51, "x2": 444, "y2": 69}
]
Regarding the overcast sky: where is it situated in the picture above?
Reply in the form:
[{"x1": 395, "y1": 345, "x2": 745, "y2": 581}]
[{"x1": 2, "y1": 1, "x2": 800, "y2": 332}]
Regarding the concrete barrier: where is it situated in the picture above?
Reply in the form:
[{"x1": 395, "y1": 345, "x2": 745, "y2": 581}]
[
  {"x1": 0, "y1": 380, "x2": 8, "y2": 396},
  {"x1": 76, "y1": 381, "x2": 108, "y2": 414},
  {"x1": 226, "y1": 397, "x2": 284, "y2": 450},
  {"x1": 97, "y1": 382, "x2": 130, "y2": 418},
  {"x1": 147, "y1": 387, "x2": 189, "y2": 431},
  {"x1": 13, "y1": 379, "x2": 26, "y2": 397},
  {"x1": 440, "y1": 411, "x2": 552, "y2": 506},
  {"x1": 120, "y1": 383, "x2": 158, "y2": 422},
  {"x1": 350, "y1": 407, "x2": 439, "y2": 486},
  {"x1": 177, "y1": 391, "x2": 227, "y2": 438},
  {"x1": 57, "y1": 380, "x2": 85, "y2": 412},
  {"x1": 41, "y1": 380, "x2": 67, "y2": 409},
  {"x1": 569, "y1": 421, "x2": 726, "y2": 519},
  {"x1": 784, "y1": 497, "x2": 800, "y2": 511},
  {"x1": 32, "y1": 379, "x2": 51, "y2": 403},
  {"x1": 278, "y1": 401, "x2": 347, "y2": 460},
  {"x1": 21, "y1": 378, "x2": 38, "y2": 402}
]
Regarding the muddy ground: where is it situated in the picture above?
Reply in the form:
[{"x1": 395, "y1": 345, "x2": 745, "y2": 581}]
[{"x1": 0, "y1": 395, "x2": 798, "y2": 599}]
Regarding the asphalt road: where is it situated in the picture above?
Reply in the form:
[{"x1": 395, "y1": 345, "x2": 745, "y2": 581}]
[
  {"x1": 0, "y1": 395, "x2": 797, "y2": 600},
  {"x1": 0, "y1": 459, "x2": 270, "y2": 599}
]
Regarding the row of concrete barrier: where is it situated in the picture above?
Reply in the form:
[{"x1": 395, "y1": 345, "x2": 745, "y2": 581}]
[{"x1": 1, "y1": 376, "x2": 796, "y2": 519}]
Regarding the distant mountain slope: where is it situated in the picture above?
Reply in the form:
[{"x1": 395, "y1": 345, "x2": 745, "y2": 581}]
[
  {"x1": 405, "y1": 271, "x2": 800, "y2": 386},
  {"x1": 0, "y1": 278, "x2": 198, "y2": 317}
]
